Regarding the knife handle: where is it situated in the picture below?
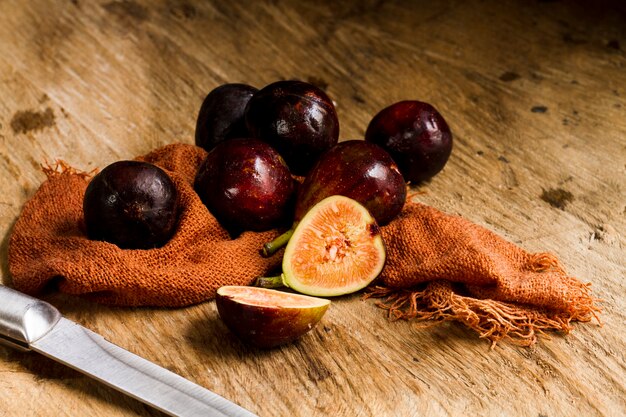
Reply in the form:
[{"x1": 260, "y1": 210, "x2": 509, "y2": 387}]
[{"x1": 0, "y1": 285, "x2": 61, "y2": 351}]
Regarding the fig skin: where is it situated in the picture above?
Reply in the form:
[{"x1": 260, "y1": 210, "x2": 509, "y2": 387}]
[
  {"x1": 83, "y1": 160, "x2": 179, "y2": 249},
  {"x1": 262, "y1": 140, "x2": 405, "y2": 257},
  {"x1": 194, "y1": 138, "x2": 296, "y2": 233},
  {"x1": 216, "y1": 286, "x2": 330, "y2": 349},
  {"x1": 365, "y1": 100, "x2": 453, "y2": 183},
  {"x1": 244, "y1": 80, "x2": 339, "y2": 176},
  {"x1": 194, "y1": 83, "x2": 258, "y2": 152},
  {"x1": 294, "y1": 140, "x2": 406, "y2": 226}
]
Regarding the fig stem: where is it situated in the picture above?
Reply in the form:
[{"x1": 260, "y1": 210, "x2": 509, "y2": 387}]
[
  {"x1": 262, "y1": 228, "x2": 294, "y2": 257},
  {"x1": 255, "y1": 275, "x2": 285, "y2": 289}
]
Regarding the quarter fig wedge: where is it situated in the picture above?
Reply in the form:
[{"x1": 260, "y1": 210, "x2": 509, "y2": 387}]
[
  {"x1": 260, "y1": 196, "x2": 386, "y2": 297},
  {"x1": 216, "y1": 286, "x2": 330, "y2": 348}
]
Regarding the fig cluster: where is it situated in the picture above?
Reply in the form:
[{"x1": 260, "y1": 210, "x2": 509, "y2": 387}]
[
  {"x1": 191, "y1": 80, "x2": 453, "y2": 347},
  {"x1": 81, "y1": 79, "x2": 453, "y2": 347},
  {"x1": 192, "y1": 79, "x2": 452, "y2": 236},
  {"x1": 82, "y1": 80, "x2": 453, "y2": 247}
]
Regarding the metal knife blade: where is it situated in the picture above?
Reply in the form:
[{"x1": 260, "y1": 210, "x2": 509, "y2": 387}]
[{"x1": 0, "y1": 285, "x2": 257, "y2": 417}]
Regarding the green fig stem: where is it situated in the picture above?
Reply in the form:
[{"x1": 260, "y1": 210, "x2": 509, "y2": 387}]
[
  {"x1": 255, "y1": 275, "x2": 286, "y2": 289},
  {"x1": 262, "y1": 228, "x2": 294, "y2": 257}
]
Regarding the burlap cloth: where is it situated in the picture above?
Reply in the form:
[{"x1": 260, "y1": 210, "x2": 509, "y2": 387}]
[{"x1": 8, "y1": 143, "x2": 599, "y2": 345}]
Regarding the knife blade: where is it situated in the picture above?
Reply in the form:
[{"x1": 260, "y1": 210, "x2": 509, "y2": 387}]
[{"x1": 0, "y1": 285, "x2": 257, "y2": 417}]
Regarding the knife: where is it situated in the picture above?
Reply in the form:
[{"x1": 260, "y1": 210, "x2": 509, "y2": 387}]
[{"x1": 0, "y1": 285, "x2": 257, "y2": 417}]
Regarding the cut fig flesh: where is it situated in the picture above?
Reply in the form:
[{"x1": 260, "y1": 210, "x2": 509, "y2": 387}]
[
  {"x1": 216, "y1": 286, "x2": 330, "y2": 348},
  {"x1": 216, "y1": 286, "x2": 330, "y2": 308},
  {"x1": 282, "y1": 195, "x2": 386, "y2": 297}
]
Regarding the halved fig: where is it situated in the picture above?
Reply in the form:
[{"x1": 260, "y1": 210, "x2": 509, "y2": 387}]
[
  {"x1": 280, "y1": 195, "x2": 386, "y2": 297},
  {"x1": 215, "y1": 286, "x2": 330, "y2": 348}
]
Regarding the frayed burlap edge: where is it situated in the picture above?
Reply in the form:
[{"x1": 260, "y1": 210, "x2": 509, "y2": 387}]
[
  {"x1": 364, "y1": 279, "x2": 601, "y2": 348},
  {"x1": 41, "y1": 160, "x2": 97, "y2": 180}
]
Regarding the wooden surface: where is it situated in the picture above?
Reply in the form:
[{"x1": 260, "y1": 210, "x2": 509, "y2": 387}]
[{"x1": 0, "y1": 1, "x2": 624, "y2": 416}]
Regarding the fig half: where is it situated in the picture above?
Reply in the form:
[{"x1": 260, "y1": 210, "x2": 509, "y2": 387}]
[
  {"x1": 261, "y1": 195, "x2": 386, "y2": 297},
  {"x1": 216, "y1": 286, "x2": 330, "y2": 348}
]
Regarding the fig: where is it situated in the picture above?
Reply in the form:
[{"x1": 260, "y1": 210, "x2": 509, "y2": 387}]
[
  {"x1": 244, "y1": 80, "x2": 339, "y2": 175},
  {"x1": 194, "y1": 83, "x2": 258, "y2": 152},
  {"x1": 258, "y1": 196, "x2": 386, "y2": 297},
  {"x1": 365, "y1": 100, "x2": 453, "y2": 183},
  {"x1": 262, "y1": 140, "x2": 405, "y2": 257},
  {"x1": 194, "y1": 138, "x2": 295, "y2": 233},
  {"x1": 294, "y1": 140, "x2": 406, "y2": 225},
  {"x1": 83, "y1": 160, "x2": 179, "y2": 249},
  {"x1": 216, "y1": 286, "x2": 330, "y2": 348}
]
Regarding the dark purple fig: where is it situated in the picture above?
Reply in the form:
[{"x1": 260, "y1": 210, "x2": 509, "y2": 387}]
[
  {"x1": 83, "y1": 161, "x2": 179, "y2": 249},
  {"x1": 194, "y1": 138, "x2": 295, "y2": 233},
  {"x1": 365, "y1": 100, "x2": 453, "y2": 183},
  {"x1": 194, "y1": 83, "x2": 258, "y2": 152},
  {"x1": 216, "y1": 286, "x2": 330, "y2": 348},
  {"x1": 294, "y1": 140, "x2": 406, "y2": 225},
  {"x1": 262, "y1": 140, "x2": 406, "y2": 257},
  {"x1": 244, "y1": 80, "x2": 339, "y2": 176}
]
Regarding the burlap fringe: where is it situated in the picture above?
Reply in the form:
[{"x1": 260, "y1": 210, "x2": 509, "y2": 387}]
[
  {"x1": 406, "y1": 189, "x2": 427, "y2": 200},
  {"x1": 41, "y1": 160, "x2": 96, "y2": 180},
  {"x1": 529, "y1": 252, "x2": 562, "y2": 272},
  {"x1": 365, "y1": 280, "x2": 601, "y2": 348}
]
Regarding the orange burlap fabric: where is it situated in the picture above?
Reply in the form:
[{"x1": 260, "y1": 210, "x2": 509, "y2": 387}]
[
  {"x1": 366, "y1": 205, "x2": 599, "y2": 346},
  {"x1": 8, "y1": 143, "x2": 598, "y2": 345},
  {"x1": 9, "y1": 144, "x2": 283, "y2": 306}
]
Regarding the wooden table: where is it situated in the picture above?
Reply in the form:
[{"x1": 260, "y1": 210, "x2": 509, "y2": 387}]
[{"x1": 1, "y1": 1, "x2": 624, "y2": 416}]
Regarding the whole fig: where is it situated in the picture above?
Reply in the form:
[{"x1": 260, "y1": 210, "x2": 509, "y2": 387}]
[
  {"x1": 83, "y1": 160, "x2": 179, "y2": 249},
  {"x1": 195, "y1": 83, "x2": 258, "y2": 152},
  {"x1": 262, "y1": 140, "x2": 406, "y2": 257},
  {"x1": 365, "y1": 100, "x2": 453, "y2": 183},
  {"x1": 294, "y1": 140, "x2": 406, "y2": 225},
  {"x1": 245, "y1": 80, "x2": 339, "y2": 175},
  {"x1": 194, "y1": 138, "x2": 295, "y2": 233}
]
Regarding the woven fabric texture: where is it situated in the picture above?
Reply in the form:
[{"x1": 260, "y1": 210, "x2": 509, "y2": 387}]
[{"x1": 8, "y1": 143, "x2": 598, "y2": 345}]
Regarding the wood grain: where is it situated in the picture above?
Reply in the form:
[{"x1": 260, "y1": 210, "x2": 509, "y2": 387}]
[{"x1": 0, "y1": 1, "x2": 624, "y2": 416}]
